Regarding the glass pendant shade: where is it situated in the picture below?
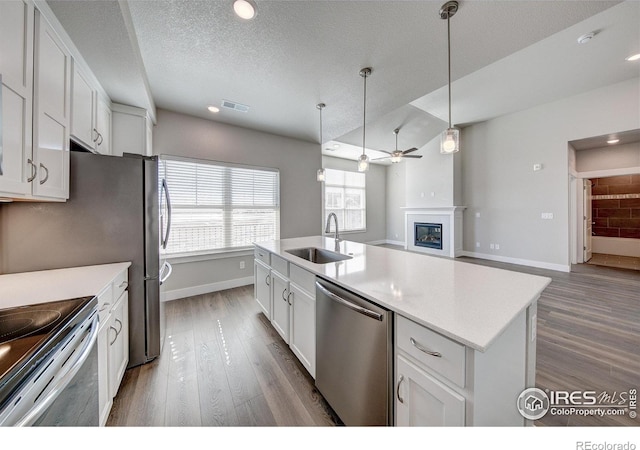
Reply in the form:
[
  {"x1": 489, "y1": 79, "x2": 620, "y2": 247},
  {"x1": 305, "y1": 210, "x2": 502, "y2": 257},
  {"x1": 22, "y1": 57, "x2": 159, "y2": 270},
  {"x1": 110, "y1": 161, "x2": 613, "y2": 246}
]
[
  {"x1": 440, "y1": 127, "x2": 460, "y2": 154},
  {"x1": 316, "y1": 168, "x2": 325, "y2": 182},
  {"x1": 390, "y1": 154, "x2": 402, "y2": 163},
  {"x1": 357, "y1": 154, "x2": 370, "y2": 172}
]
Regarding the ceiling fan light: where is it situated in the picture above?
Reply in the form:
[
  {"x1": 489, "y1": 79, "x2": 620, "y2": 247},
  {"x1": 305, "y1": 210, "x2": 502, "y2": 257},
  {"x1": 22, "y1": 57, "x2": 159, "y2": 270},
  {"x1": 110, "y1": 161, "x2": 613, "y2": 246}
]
[
  {"x1": 316, "y1": 168, "x2": 325, "y2": 182},
  {"x1": 390, "y1": 154, "x2": 403, "y2": 163},
  {"x1": 357, "y1": 154, "x2": 370, "y2": 172},
  {"x1": 440, "y1": 128, "x2": 460, "y2": 154}
]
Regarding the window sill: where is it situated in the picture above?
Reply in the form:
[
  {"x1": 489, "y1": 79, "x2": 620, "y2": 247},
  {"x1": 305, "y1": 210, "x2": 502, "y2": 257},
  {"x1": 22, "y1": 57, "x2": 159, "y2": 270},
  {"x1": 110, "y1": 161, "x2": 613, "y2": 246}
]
[{"x1": 164, "y1": 247, "x2": 254, "y2": 264}]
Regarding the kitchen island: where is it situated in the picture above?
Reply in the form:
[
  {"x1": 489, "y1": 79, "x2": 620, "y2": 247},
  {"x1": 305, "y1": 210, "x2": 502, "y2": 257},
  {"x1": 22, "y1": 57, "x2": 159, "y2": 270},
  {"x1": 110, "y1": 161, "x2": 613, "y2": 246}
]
[{"x1": 254, "y1": 236, "x2": 552, "y2": 426}]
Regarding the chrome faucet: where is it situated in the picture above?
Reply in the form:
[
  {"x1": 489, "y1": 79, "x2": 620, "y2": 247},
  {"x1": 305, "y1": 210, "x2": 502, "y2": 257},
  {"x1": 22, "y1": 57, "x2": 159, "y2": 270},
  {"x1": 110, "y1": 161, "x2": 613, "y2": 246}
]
[{"x1": 325, "y1": 212, "x2": 341, "y2": 251}]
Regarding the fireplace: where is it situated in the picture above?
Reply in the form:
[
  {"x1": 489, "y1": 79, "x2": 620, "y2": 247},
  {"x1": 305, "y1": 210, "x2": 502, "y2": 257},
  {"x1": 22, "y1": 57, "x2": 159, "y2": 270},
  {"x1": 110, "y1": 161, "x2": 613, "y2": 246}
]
[{"x1": 415, "y1": 223, "x2": 443, "y2": 250}]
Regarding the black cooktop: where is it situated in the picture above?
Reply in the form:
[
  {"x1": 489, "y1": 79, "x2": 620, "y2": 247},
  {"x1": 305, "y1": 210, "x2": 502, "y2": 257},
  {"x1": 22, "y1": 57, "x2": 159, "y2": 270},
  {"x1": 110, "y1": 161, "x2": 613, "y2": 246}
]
[{"x1": 0, "y1": 296, "x2": 96, "y2": 410}]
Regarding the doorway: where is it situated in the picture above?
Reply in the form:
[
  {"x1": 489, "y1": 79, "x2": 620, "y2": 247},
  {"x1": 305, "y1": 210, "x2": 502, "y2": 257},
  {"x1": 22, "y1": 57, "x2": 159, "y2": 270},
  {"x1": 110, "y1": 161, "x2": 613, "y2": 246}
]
[{"x1": 568, "y1": 129, "x2": 640, "y2": 271}]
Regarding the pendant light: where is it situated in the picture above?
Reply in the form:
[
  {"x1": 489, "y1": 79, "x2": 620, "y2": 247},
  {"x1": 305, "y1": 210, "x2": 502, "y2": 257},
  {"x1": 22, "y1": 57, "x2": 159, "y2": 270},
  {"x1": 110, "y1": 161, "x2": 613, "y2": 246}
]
[
  {"x1": 316, "y1": 103, "x2": 326, "y2": 182},
  {"x1": 357, "y1": 67, "x2": 372, "y2": 172},
  {"x1": 440, "y1": 1, "x2": 460, "y2": 154}
]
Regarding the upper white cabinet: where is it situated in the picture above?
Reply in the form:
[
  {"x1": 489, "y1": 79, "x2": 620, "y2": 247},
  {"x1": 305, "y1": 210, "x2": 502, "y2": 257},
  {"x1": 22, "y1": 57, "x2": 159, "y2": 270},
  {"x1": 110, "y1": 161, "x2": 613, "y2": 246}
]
[
  {"x1": 111, "y1": 103, "x2": 153, "y2": 157},
  {"x1": 0, "y1": 0, "x2": 34, "y2": 198},
  {"x1": 71, "y1": 61, "x2": 111, "y2": 154},
  {"x1": 32, "y1": 8, "x2": 71, "y2": 200}
]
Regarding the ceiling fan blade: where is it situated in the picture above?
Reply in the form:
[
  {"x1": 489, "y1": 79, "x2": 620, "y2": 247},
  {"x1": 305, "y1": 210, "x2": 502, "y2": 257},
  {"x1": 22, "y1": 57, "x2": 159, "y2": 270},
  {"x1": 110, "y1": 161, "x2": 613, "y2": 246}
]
[
  {"x1": 402, "y1": 148, "x2": 419, "y2": 155},
  {"x1": 377, "y1": 150, "x2": 393, "y2": 155},
  {"x1": 372, "y1": 156, "x2": 391, "y2": 161},
  {"x1": 402, "y1": 155, "x2": 422, "y2": 158}
]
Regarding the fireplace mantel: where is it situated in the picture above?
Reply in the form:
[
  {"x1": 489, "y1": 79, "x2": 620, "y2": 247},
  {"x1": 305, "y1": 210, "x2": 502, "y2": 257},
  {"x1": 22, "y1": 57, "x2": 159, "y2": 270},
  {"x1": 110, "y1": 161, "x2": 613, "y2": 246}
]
[{"x1": 404, "y1": 207, "x2": 466, "y2": 258}]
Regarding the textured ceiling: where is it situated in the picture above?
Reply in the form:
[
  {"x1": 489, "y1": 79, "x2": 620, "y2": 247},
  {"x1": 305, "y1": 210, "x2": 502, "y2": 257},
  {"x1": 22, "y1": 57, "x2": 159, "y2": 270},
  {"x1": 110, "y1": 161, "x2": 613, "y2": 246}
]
[{"x1": 46, "y1": 0, "x2": 638, "y2": 163}]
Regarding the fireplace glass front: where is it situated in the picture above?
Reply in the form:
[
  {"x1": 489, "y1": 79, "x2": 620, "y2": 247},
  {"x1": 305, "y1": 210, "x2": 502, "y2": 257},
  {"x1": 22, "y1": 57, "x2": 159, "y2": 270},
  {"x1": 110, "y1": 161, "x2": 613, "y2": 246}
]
[{"x1": 415, "y1": 223, "x2": 443, "y2": 250}]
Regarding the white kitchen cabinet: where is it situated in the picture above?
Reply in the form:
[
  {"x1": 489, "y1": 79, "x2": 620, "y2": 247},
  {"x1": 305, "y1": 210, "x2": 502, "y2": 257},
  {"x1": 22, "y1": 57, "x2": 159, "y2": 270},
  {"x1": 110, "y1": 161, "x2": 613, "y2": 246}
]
[
  {"x1": 70, "y1": 60, "x2": 111, "y2": 154},
  {"x1": 396, "y1": 354, "x2": 465, "y2": 426},
  {"x1": 108, "y1": 291, "x2": 129, "y2": 398},
  {"x1": 95, "y1": 95, "x2": 111, "y2": 154},
  {"x1": 253, "y1": 246, "x2": 317, "y2": 378},
  {"x1": 394, "y1": 310, "x2": 533, "y2": 426},
  {"x1": 0, "y1": 0, "x2": 34, "y2": 198},
  {"x1": 254, "y1": 259, "x2": 271, "y2": 319},
  {"x1": 111, "y1": 103, "x2": 153, "y2": 157},
  {"x1": 270, "y1": 269, "x2": 290, "y2": 343},
  {"x1": 96, "y1": 267, "x2": 129, "y2": 426},
  {"x1": 32, "y1": 8, "x2": 70, "y2": 200}
]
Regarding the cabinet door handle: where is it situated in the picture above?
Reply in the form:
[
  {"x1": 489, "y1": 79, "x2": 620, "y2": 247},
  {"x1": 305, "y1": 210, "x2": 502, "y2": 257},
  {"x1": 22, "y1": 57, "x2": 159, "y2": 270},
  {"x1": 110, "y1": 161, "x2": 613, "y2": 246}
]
[
  {"x1": 115, "y1": 318, "x2": 123, "y2": 335},
  {"x1": 287, "y1": 291, "x2": 293, "y2": 306},
  {"x1": 397, "y1": 375, "x2": 405, "y2": 404},
  {"x1": 39, "y1": 163, "x2": 49, "y2": 185},
  {"x1": 92, "y1": 128, "x2": 99, "y2": 142},
  {"x1": 97, "y1": 133, "x2": 103, "y2": 146},
  {"x1": 109, "y1": 326, "x2": 118, "y2": 345},
  {"x1": 282, "y1": 288, "x2": 288, "y2": 302},
  {"x1": 410, "y1": 337, "x2": 442, "y2": 358},
  {"x1": 27, "y1": 159, "x2": 37, "y2": 183},
  {"x1": 99, "y1": 302, "x2": 111, "y2": 312},
  {"x1": 265, "y1": 274, "x2": 270, "y2": 286},
  {"x1": 118, "y1": 280, "x2": 128, "y2": 289}
]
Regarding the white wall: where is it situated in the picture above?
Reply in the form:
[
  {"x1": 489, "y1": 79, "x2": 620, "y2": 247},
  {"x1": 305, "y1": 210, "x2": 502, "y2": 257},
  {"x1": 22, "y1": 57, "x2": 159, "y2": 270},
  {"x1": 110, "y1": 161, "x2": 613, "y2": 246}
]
[
  {"x1": 461, "y1": 78, "x2": 640, "y2": 270},
  {"x1": 576, "y1": 141, "x2": 640, "y2": 172},
  {"x1": 321, "y1": 155, "x2": 387, "y2": 244},
  {"x1": 386, "y1": 161, "x2": 406, "y2": 243},
  {"x1": 154, "y1": 109, "x2": 322, "y2": 298}
]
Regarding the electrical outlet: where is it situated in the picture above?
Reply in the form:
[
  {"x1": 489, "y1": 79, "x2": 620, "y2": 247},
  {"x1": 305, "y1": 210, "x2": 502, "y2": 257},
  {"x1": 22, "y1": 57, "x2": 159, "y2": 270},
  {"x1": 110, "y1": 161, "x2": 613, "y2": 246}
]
[
  {"x1": 541, "y1": 213, "x2": 554, "y2": 219},
  {"x1": 495, "y1": 244, "x2": 500, "y2": 250},
  {"x1": 430, "y1": 192, "x2": 435, "y2": 197},
  {"x1": 475, "y1": 212, "x2": 481, "y2": 218},
  {"x1": 476, "y1": 242, "x2": 480, "y2": 248},
  {"x1": 490, "y1": 244, "x2": 495, "y2": 250},
  {"x1": 239, "y1": 261, "x2": 245, "y2": 269},
  {"x1": 420, "y1": 192, "x2": 425, "y2": 198}
]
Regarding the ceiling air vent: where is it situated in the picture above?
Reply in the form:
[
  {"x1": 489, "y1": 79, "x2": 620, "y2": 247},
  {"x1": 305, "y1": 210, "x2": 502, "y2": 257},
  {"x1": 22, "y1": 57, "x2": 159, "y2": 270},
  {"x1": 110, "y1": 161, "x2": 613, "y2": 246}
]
[{"x1": 222, "y1": 100, "x2": 250, "y2": 113}]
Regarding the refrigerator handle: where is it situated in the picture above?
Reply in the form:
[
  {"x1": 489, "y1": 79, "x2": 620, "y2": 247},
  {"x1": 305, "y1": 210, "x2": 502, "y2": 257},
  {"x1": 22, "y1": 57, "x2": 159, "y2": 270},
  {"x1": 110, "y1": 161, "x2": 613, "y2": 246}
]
[
  {"x1": 160, "y1": 261, "x2": 173, "y2": 285},
  {"x1": 161, "y1": 178, "x2": 172, "y2": 250}
]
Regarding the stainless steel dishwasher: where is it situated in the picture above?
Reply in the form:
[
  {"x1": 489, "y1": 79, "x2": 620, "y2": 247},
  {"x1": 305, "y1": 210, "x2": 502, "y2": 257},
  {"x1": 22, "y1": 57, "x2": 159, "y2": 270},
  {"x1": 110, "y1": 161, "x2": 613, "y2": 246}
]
[{"x1": 315, "y1": 278, "x2": 393, "y2": 426}]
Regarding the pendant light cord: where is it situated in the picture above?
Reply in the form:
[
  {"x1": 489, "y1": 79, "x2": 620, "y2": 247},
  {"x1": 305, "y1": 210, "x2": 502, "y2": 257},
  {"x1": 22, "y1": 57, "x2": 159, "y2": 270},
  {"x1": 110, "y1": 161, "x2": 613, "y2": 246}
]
[
  {"x1": 362, "y1": 72, "x2": 367, "y2": 157},
  {"x1": 447, "y1": 11, "x2": 452, "y2": 129}
]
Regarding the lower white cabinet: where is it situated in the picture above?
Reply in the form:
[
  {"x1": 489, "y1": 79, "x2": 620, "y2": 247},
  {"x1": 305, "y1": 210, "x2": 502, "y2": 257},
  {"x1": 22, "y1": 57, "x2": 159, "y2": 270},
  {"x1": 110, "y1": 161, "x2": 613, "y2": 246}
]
[
  {"x1": 253, "y1": 246, "x2": 316, "y2": 378},
  {"x1": 97, "y1": 267, "x2": 129, "y2": 426},
  {"x1": 396, "y1": 355, "x2": 465, "y2": 426}
]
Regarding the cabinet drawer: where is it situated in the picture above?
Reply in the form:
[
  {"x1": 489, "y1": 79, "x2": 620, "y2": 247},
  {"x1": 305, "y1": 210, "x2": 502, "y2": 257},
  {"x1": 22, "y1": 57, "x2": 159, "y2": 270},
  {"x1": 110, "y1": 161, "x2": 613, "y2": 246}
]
[
  {"x1": 289, "y1": 264, "x2": 315, "y2": 297},
  {"x1": 254, "y1": 247, "x2": 270, "y2": 265},
  {"x1": 270, "y1": 254, "x2": 288, "y2": 277},
  {"x1": 113, "y1": 269, "x2": 128, "y2": 300},
  {"x1": 396, "y1": 315, "x2": 466, "y2": 388}
]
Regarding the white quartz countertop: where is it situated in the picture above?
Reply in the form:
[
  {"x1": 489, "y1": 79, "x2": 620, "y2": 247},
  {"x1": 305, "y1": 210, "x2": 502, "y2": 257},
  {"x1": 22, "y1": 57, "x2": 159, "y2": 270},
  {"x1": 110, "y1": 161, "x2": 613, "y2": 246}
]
[
  {"x1": 255, "y1": 236, "x2": 551, "y2": 352},
  {"x1": 0, "y1": 262, "x2": 132, "y2": 309}
]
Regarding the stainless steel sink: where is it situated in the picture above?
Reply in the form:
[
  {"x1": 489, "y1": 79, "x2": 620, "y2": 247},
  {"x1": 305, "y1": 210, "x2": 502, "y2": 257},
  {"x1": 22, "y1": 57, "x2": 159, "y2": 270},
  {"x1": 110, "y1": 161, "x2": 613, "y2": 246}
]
[{"x1": 285, "y1": 247, "x2": 352, "y2": 264}]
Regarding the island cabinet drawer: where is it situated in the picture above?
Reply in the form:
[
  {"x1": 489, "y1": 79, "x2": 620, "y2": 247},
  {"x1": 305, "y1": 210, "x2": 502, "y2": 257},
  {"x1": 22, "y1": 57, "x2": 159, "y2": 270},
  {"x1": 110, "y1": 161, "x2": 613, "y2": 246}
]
[
  {"x1": 289, "y1": 264, "x2": 315, "y2": 296},
  {"x1": 271, "y1": 254, "x2": 289, "y2": 276},
  {"x1": 113, "y1": 269, "x2": 128, "y2": 300},
  {"x1": 254, "y1": 248, "x2": 270, "y2": 265},
  {"x1": 396, "y1": 315, "x2": 466, "y2": 388}
]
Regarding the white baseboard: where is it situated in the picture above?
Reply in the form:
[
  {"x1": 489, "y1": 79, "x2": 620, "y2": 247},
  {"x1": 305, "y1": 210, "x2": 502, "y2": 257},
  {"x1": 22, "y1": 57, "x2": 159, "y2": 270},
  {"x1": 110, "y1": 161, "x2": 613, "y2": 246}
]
[
  {"x1": 460, "y1": 251, "x2": 570, "y2": 273},
  {"x1": 164, "y1": 276, "x2": 254, "y2": 302},
  {"x1": 384, "y1": 239, "x2": 405, "y2": 247}
]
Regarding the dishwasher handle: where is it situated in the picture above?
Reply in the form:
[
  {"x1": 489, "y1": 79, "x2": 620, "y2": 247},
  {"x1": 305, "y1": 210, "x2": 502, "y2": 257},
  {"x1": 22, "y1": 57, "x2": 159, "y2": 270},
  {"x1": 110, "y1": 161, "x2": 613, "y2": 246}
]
[{"x1": 316, "y1": 281, "x2": 383, "y2": 321}]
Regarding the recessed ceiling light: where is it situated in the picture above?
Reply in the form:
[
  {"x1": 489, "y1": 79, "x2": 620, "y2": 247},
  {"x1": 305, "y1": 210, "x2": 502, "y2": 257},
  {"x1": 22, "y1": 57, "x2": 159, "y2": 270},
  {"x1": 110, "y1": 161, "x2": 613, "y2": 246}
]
[
  {"x1": 625, "y1": 53, "x2": 640, "y2": 62},
  {"x1": 233, "y1": 0, "x2": 257, "y2": 20},
  {"x1": 207, "y1": 105, "x2": 220, "y2": 113},
  {"x1": 607, "y1": 139, "x2": 620, "y2": 144}
]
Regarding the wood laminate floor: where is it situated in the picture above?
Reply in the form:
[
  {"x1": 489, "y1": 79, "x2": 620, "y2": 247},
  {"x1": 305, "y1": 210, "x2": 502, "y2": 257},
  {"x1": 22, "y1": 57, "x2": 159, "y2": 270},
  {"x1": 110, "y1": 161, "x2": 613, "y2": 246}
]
[{"x1": 108, "y1": 255, "x2": 639, "y2": 427}]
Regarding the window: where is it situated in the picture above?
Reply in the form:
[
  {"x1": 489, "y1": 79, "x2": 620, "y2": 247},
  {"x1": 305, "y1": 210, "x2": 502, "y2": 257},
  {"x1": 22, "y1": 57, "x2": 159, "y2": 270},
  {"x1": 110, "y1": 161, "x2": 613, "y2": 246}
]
[
  {"x1": 160, "y1": 158, "x2": 279, "y2": 255},
  {"x1": 323, "y1": 168, "x2": 366, "y2": 233}
]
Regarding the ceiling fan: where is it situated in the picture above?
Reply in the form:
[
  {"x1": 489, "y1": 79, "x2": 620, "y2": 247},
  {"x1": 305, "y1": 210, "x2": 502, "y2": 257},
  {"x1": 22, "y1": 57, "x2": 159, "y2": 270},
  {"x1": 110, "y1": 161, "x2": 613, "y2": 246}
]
[{"x1": 373, "y1": 128, "x2": 422, "y2": 163}]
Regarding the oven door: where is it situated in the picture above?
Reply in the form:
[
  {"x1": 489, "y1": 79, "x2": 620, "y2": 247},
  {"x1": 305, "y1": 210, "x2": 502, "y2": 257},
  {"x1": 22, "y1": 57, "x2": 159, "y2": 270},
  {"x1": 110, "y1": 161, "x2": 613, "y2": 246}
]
[{"x1": 0, "y1": 312, "x2": 99, "y2": 426}]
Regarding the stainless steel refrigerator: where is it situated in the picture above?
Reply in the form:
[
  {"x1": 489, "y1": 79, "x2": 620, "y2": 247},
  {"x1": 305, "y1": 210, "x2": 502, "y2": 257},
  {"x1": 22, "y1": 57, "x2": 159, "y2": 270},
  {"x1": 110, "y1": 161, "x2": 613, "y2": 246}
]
[{"x1": 0, "y1": 150, "x2": 172, "y2": 368}]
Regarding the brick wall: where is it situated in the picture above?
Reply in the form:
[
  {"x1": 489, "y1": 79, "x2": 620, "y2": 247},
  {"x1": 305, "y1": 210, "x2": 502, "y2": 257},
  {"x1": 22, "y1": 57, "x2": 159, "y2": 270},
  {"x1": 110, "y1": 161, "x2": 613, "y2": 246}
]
[{"x1": 592, "y1": 175, "x2": 640, "y2": 239}]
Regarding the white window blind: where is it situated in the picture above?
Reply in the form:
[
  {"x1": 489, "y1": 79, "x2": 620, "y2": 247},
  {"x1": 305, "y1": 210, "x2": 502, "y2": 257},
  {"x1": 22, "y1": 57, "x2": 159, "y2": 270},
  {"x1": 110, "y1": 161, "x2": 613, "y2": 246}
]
[
  {"x1": 160, "y1": 158, "x2": 280, "y2": 255},
  {"x1": 323, "y1": 168, "x2": 366, "y2": 233}
]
